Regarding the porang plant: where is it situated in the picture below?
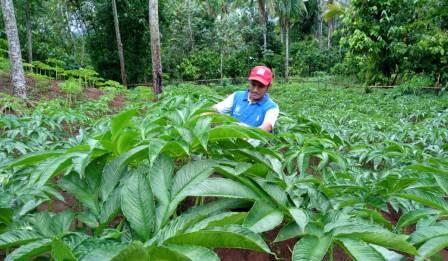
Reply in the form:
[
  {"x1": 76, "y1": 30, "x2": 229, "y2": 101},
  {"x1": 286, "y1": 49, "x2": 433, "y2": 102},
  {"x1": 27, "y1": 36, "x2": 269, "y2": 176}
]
[{"x1": 0, "y1": 89, "x2": 447, "y2": 260}]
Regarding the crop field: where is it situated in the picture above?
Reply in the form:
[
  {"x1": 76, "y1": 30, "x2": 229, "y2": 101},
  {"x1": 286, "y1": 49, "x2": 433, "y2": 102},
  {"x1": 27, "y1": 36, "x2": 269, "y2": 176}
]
[{"x1": 1, "y1": 83, "x2": 448, "y2": 260}]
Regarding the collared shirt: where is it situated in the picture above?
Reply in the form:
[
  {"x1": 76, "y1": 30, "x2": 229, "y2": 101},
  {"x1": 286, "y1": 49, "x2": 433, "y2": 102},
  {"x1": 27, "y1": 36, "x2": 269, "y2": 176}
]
[{"x1": 214, "y1": 90, "x2": 279, "y2": 128}]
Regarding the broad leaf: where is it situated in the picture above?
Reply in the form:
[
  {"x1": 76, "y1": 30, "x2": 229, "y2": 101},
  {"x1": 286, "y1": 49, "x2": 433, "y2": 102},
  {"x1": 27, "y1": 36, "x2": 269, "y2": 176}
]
[
  {"x1": 243, "y1": 201, "x2": 283, "y2": 233},
  {"x1": 292, "y1": 235, "x2": 332, "y2": 261},
  {"x1": 334, "y1": 225, "x2": 418, "y2": 255},
  {"x1": 396, "y1": 209, "x2": 440, "y2": 230},
  {"x1": 164, "y1": 243, "x2": 220, "y2": 261},
  {"x1": 0, "y1": 230, "x2": 41, "y2": 248},
  {"x1": 165, "y1": 225, "x2": 271, "y2": 253},
  {"x1": 100, "y1": 145, "x2": 148, "y2": 201},
  {"x1": 188, "y1": 178, "x2": 259, "y2": 200},
  {"x1": 5, "y1": 238, "x2": 52, "y2": 261},
  {"x1": 121, "y1": 170, "x2": 155, "y2": 241},
  {"x1": 52, "y1": 238, "x2": 76, "y2": 261},
  {"x1": 111, "y1": 241, "x2": 150, "y2": 261},
  {"x1": 339, "y1": 238, "x2": 386, "y2": 261},
  {"x1": 415, "y1": 235, "x2": 448, "y2": 261}
]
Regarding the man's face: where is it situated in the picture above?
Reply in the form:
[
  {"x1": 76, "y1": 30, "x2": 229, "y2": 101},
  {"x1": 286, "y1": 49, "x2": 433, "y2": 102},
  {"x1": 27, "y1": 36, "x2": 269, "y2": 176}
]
[{"x1": 249, "y1": 80, "x2": 269, "y2": 101}]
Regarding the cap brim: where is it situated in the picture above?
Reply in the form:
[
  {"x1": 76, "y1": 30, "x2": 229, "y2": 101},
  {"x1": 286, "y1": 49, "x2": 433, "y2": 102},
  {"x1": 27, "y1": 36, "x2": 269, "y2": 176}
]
[{"x1": 248, "y1": 76, "x2": 270, "y2": 86}]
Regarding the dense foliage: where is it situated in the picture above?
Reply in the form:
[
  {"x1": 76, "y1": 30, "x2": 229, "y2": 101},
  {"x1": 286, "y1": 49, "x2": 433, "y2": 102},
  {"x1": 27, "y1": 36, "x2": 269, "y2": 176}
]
[{"x1": 1, "y1": 81, "x2": 447, "y2": 260}]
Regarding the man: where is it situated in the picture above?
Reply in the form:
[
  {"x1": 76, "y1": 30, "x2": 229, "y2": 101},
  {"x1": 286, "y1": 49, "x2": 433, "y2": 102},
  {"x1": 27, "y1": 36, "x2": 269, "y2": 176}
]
[{"x1": 214, "y1": 66, "x2": 279, "y2": 132}]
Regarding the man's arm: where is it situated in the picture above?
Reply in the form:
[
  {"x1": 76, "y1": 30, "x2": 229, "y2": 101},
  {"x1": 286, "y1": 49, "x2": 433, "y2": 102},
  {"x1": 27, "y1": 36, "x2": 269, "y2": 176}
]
[
  {"x1": 259, "y1": 107, "x2": 279, "y2": 132},
  {"x1": 213, "y1": 93, "x2": 235, "y2": 114}
]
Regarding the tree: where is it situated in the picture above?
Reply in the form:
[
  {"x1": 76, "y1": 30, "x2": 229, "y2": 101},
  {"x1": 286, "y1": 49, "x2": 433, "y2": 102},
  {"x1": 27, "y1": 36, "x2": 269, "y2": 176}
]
[
  {"x1": 1, "y1": 0, "x2": 27, "y2": 98},
  {"x1": 271, "y1": 0, "x2": 307, "y2": 79},
  {"x1": 111, "y1": 0, "x2": 127, "y2": 87},
  {"x1": 149, "y1": 0, "x2": 163, "y2": 94},
  {"x1": 322, "y1": 0, "x2": 344, "y2": 49},
  {"x1": 24, "y1": 0, "x2": 32, "y2": 63},
  {"x1": 257, "y1": 0, "x2": 268, "y2": 54}
]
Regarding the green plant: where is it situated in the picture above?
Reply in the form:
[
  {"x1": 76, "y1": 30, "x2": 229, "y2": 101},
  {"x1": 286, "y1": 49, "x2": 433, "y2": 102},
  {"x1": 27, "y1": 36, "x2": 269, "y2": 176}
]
[{"x1": 59, "y1": 78, "x2": 83, "y2": 106}]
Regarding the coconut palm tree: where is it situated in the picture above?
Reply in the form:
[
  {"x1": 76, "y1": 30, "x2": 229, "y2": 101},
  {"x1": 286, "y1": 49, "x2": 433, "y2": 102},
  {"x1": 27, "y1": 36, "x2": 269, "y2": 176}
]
[{"x1": 271, "y1": 0, "x2": 307, "y2": 80}]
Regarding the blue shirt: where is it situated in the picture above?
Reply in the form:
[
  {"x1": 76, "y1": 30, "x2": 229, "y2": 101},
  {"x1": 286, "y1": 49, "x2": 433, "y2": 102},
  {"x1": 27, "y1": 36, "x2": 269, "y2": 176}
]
[{"x1": 229, "y1": 90, "x2": 278, "y2": 127}]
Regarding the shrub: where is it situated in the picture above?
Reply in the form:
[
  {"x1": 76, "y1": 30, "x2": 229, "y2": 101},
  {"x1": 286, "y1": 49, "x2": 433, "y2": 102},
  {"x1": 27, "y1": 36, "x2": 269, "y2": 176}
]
[{"x1": 396, "y1": 74, "x2": 434, "y2": 95}]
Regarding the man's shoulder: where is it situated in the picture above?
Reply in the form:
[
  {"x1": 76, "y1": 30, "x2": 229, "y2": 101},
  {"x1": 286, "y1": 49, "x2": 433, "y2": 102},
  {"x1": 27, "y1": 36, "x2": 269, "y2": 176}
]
[{"x1": 264, "y1": 96, "x2": 279, "y2": 110}]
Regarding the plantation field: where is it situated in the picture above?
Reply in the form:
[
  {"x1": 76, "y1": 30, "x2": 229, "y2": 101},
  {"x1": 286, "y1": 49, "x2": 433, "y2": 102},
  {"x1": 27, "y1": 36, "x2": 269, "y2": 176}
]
[{"x1": 1, "y1": 82, "x2": 448, "y2": 260}]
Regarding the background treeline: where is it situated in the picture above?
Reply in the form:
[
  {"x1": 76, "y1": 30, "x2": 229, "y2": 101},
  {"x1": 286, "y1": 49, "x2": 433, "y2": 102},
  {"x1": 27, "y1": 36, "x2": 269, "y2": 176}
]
[{"x1": 1, "y1": 0, "x2": 447, "y2": 86}]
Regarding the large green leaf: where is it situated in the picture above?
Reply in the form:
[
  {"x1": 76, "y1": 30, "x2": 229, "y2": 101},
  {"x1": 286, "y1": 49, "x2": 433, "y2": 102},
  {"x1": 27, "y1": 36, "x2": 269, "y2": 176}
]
[
  {"x1": 164, "y1": 244, "x2": 220, "y2": 261},
  {"x1": 149, "y1": 199, "x2": 249, "y2": 246},
  {"x1": 149, "y1": 154, "x2": 174, "y2": 231},
  {"x1": 0, "y1": 230, "x2": 42, "y2": 248},
  {"x1": 395, "y1": 190, "x2": 448, "y2": 211},
  {"x1": 97, "y1": 187, "x2": 122, "y2": 235},
  {"x1": 243, "y1": 201, "x2": 283, "y2": 233},
  {"x1": 148, "y1": 246, "x2": 191, "y2": 261},
  {"x1": 149, "y1": 155, "x2": 174, "y2": 205},
  {"x1": 292, "y1": 235, "x2": 332, "y2": 261},
  {"x1": 415, "y1": 235, "x2": 448, "y2": 261},
  {"x1": 165, "y1": 225, "x2": 271, "y2": 253},
  {"x1": 334, "y1": 225, "x2": 418, "y2": 255},
  {"x1": 121, "y1": 170, "x2": 155, "y2": 241},
  {"x1": 111, "y1": 109, "x2": 137, "y2": 140},
  {"x1": 339, "y1": 238, "x2": 386, "y2": 261},
  {"x1": 59, "y1": 173, "x2": 99, "y2": 215},
  {"x1": 52, "y1": 238, "x2": 76, "y2": 261},
  {"x1": 289, "y1": 208, "x2": 308, "y2": 234},
  {"x1": 187, "y1": 212, "x2": 247, "y2": 232},
  {"x1": 5, "y1": 238, "x2": 52, "y2": 261},
  {"x1": 111, "y1": 241, "x2": 150, "y2": 261},
  {"x1": 168, "y1": 160, "x2": 216, "y2": 217},
  {"x1": 0, "y1": 208, "x2": 13, "y2": 226},
  {"x1": 78, "y1": 243, "x2": 126, "y2": 261},
  {"x1": 6, "y1": 151, "x2": 63, "y2": 169},
  {"x1": 29, "y1": 153, "x2": 74, "y2": 187},
  {"x1": 409, "y1": 224, "x2": 448, "y2": 245},
  {"x1": 148, "y1": 139, "x2": 167, "y2": 167},
  {"x1": 187, "y1": 178, "x2": 259, "y2": 200},
  {"x1": 406, "y1": 164, "x2": 448, "y2": 176},
  {"x1": 396, "y1": 209, "x2": 440, "y2": 230},
  {"x1": 208, "y1": 125, "x2": 252, "y2": 141},
  {"x1": 100, "y1": 145, "x2": 148, "y2": 201},
  {"x1": 274, "y1": 222, "x2": 302, "y2": 242}
]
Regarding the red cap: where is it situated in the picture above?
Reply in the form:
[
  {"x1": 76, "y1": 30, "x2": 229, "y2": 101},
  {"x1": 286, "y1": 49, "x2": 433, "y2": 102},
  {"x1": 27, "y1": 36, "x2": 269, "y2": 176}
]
[{"x1": 248, "y1": 66, "x2": 273, "y2": 86}]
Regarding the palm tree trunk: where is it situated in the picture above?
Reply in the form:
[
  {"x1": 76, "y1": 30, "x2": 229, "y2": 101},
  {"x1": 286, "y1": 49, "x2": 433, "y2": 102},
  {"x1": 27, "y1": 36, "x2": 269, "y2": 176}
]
[
  {"x1": 318, "y1": 0, "x2": 323, "y2": 49},
  {"x1": 186, "y1": 0, "x2": 194, "y2": 50},
  {"x1": 112, "y1": 0, "x2": 127, "y2": 87},
  {"x1": 25, "y1": 0, "x2": 32, "y2": 64},
  {"x1": 1, "y1": 0, "x2": 26, "y2": 98},
  {"x1": 327, "y1": 18, "x2": 333, "y2": 49},
  {"x1": 149, "y1": 0, "x2": 163, "y2": 94},
  {"x1": 257, "y1": 0, "x2": 267, "y2": 55},
  {"x1": 284, "y1": 18, "x2": 289, "y2": 80}
]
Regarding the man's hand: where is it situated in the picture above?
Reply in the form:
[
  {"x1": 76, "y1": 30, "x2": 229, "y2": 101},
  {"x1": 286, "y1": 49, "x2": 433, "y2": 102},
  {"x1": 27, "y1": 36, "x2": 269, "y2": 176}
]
[{"x1": 258, "y1": 122, "x2": 273, "y2": 132}]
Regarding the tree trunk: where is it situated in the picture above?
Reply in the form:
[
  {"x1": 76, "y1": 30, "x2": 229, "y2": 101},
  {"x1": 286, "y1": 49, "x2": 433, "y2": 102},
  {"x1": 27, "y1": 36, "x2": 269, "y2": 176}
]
[
  {"x1": 327, "y1": 18, "x2": 333, "y2": 49},
  {"x1": 186, "y1": 0, "x2": 194, "y2": 50},
  {"x1": 284, "y1": 19, "x2": 289, "y2": 80},
  {"x1": 25, "y1": 0, "x2": 32, "y2": 64},
  {"x1": 1, "y1": 0, "x2": 26, "y2": 98},
  {"x1": 149, "y1": 0, "x2": 163, "y2": 94},
  {"x1": 80, "y1": 35, "x2": 85, "y2": 67},
  {"x1": 220, "y1": 50, "x2": 223, "y2": 85},
  {"x1": 257, "y1": 0, "x2": 267, "y2": 55},
  {"x1": 112, "y1": 0, "x2": 127, "y2": 87},
  {"x1": 318, "y1": 0, "x2": 323, "y2": 49}
]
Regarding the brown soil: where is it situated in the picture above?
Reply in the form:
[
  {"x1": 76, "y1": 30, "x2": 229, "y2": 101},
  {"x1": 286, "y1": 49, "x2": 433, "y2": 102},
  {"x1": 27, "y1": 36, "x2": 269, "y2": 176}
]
[
  {"x1": 109, "y1": 94, "x2": 126, "y2": 110},
  {"x1": 85, "y1": 87, "x2": 104, "y2": 100},
  {"x1": 37, "y1": 190, "x2": 77, "y2": 213}
]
